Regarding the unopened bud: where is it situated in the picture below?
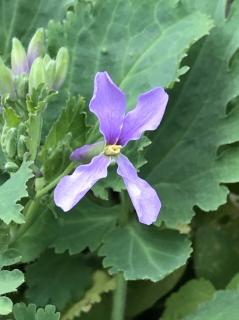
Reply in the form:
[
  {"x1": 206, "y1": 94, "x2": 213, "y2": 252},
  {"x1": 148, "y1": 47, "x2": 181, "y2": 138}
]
[
  {"x1": 17, "y1": 135, "x2": 27, "y2": 159},
  {"x1": 15, "y1": 74, "x2": 28, "y2": 99},
  {"x1": 4, "y1": 161, "x2": 19, "y2": 172},
  {"x1": 11, "y1": 38, "x2": 29, "y2": 75},
  {"x1": 1, "y1": 124, "x2": 9, "y2": 152},
  {"x1": 28, "y1": 57, "x2": 46, "y2": 94},
  {"x1": 17, "y1": 123, "x2": 26, "y2": 138},
  {"x1": 27, "y1": 28, "x2": 45, "y2": 67},
  {"x1": 5, "y1": 128, "x2": 17, "y2": 158},
  {"x1": 45, "y1": 60, "x2": 56, "y2": 90},
  {"x1": 53, "y1": 47, "x2": 69, "y2": 90},
  {"x1": 0, "y1": 57, "x2": 14, "y2": 95},
  {"x1": 43, "y1": 54, "x2": 51, "y2": 65}
]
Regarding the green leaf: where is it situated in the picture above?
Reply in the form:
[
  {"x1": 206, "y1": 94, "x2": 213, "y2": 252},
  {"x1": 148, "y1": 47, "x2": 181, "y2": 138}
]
[
  {"x1": 61, "y1": 271, "x2": 115, "y2": 320},
  {"x1": 47, "y1": 0, "x2": 213, "y2": 105},
  {"x1": 126, "y1": 267, "x2": 185, "y2": 317},
  {"x1": 182, "y1": 290, "x2": 239, "y2": 320},
  {"x1": 0, "y1": 0, "x2": 66, "y2": 58},
  {"x1": 13, "y1": 303, "x2": 60, "y2": 320},
  {"x1": 0, "y1": 249, "x2": 24, "y2": 315},
  {"x1": 40, "y1": 96, "x2": 86, "y2": 182},
  {"x1": 162, "y1": 279, "x2": 215, "y2": 320},
  {"x1": 52, "y1": 198, "x2": 119, "y2": 255},
  {"x1": 0, "y1": 248, "x2": 21, "y2": 269},
  {"x1": 0, "y1": 222, "x2": 10, "y2": 252},
  {"x1": 227, "y1": 272, "x2": 239, "y2": 290},
  {"x1": 99, "y1": 221, "x2": 192, "y2": 281},
  {"x1": 0, "y1": 269, "x2": 24, "y2": 295},
  {"x1": 0, "y1": 160, "x2": 33, "y2": 224},
  {"x1": 145, "y1": 1, "x2": 239, "y2": 228},
  {"x1": 25, "y1": 250, "x2": 92, "y2": 310},
  {"x1": 194, "y1": 202, "x2": 239, "y2": 288},
  {"x1": 11, "y1": 204, "x2": 59, "y2": 262},
  {"x1": 0, "y1": 296, "x2": 13, "y2": 315}
]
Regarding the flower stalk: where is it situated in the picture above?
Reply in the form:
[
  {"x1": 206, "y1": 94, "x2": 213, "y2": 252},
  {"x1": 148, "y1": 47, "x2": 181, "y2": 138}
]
[{"x1": 111, "y1": 273, "x2": 127, "y2": 320}]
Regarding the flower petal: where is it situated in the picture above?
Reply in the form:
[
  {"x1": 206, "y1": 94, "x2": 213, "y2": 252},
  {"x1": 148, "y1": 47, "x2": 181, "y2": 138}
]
[
  {"x1": 89, "y1": 72, "x2": 126, "y2": 144},
  {"x1": 118, "y1": 87, "x2": 168, "y2": 146},
  {"x1": 70, "y1": 141, "x2": 105, "y2": 162},
  {"x1": 117, "y1": 154, "x2": 161, "y2": 225},
  {"x1": 54, "y1": 154, "x2": 111, "y2": 211}
]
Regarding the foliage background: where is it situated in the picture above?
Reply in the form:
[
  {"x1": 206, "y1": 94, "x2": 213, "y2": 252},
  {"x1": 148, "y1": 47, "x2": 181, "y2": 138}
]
[{"x1": 1, "y1": 0, "x2": 239, "y2": 319}]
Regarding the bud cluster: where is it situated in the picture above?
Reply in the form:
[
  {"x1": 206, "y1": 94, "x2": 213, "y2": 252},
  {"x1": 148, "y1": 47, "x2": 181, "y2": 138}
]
[
  {"x1": 0, "y1": 29, "x2": 69, "y2": 172},
  {"x1": 1, "y1": 122, "x2": 28, "y2": 171},
  {"x1": 0, "y1": 28, "x2": 69, "y2": 98}
]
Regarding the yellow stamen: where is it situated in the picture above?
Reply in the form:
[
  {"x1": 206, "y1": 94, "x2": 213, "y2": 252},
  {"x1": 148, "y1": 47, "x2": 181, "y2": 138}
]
[{"x1": 104, "y1": 144, "x2": 122, "y2": 156}]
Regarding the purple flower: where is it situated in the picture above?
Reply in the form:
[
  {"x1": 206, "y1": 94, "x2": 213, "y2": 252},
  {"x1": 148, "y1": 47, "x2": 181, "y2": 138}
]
[{"x1": 54, "y1": 72, "x2": 168, "y2": 225}]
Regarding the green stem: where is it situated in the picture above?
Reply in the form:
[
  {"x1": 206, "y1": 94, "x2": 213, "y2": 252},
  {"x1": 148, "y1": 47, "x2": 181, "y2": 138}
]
[
  {"x1": 111, "y1": 273, "x2": 127, "y2": 320},
  {"x1": 35, "y1": 162, "x2": 75, "y2": 199},
  {"x1": 10, "y1": 162, "x2": 75, "y2": 245},
  {"x1": 10, "y1": 199, "x2": 40, "y2": 245},
  {"x1": 111, "y1": 192, "x2": 130, "y2": 320},
  {"x1": 119, "y1": 191, "x2": 130, "y2": 226}
]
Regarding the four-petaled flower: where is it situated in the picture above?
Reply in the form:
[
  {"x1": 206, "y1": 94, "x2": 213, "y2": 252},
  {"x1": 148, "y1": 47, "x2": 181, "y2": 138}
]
[{"x1": 54, "y1": 72, "x2": 168, "y2": 225}]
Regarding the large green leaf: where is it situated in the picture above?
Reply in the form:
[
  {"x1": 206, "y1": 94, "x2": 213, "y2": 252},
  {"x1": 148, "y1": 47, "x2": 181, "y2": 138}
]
[
  {"x1": 61, "y1": 271, "x2": 115, "y2": 320},
  {"x1": 145, "y1": 1, "x2": 239, "y2": 228},
  {"x1": 0, "y1": 160, "x2": 33, "y2": 224},
  {"x1": 99, "y1": 221, "x2": 192, "y2": 281},
  {"x1": 162, "y1": 279, "x2": 215, "y2": 320},
  {"x1": 126, "y1": 267, "x2": 185, "y2": 317},
  {"x1": 47, "y1": 0, "x2": 213, "y2": 105},
  {"x1": 11, "y1": 204, "x2": 59, "y2": 262},
  {"x1": 41, "y1": 96, "x2": 87, "y2": 182},
  {"x1": 0, "y1": 0, "x2": 66, "y2": 58},
  {"x1": 13, "y1": 303, "x2": 60, "y2": 320},
  {"x1": 25, "y1": 250, "x2": 92, "y2": 310},
  {"x1": 52, "y1": 198, "x2": 119, "y2": 254},
  {"x1": 193, "y1": 201, "x2": 239, "y2": 288},
  {"x1": 182, "y1": 289, "x2": 239, "y2": 320}
]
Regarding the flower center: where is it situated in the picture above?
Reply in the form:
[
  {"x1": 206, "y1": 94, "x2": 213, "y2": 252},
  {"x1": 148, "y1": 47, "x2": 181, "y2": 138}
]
[{"x1": 104, "y1": 144, "x2": 122, "y2": 156}]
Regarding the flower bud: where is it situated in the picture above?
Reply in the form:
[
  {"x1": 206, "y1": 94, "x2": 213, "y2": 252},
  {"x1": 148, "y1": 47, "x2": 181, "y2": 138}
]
[
  {"x1": 5, "y1": 127, "x2": 17, "y2": 158},
  {"x1": 53, "y1": 47, "x2": 69, "y2": 90},
  {"x1": 28, "y1": 57, "x2": 46, "y2": 94},
  {"x1": 15, "y1": 74, "x2": 28, "y2": 99},
  {"x1": 0, "y1": 57, "x2": 14, "y2": 95},
  {"x1": 11, "y1": 38, "x2": 29, "y2": 75},
  {"x1": 27, "y1": 28, "x2": 45, "y2": 67},
  {"x1": 45, "y1": 60, "x2": 56, "y2": 90},
  {"x1": 17, "y1": 134, "x2": 27, "y2": 159},
  {"x1": 1, "y1": 124, "x2": 9, "y2": 153},
  {"x1": 17, "y1": 123, "x2": 26, "y2": 138},
  {"x1": 4, "y1": 161, "x2": 19, "y2": 172},
  {"x1": 43, "y1": 54, "x2": 51, "y2": 65}
]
